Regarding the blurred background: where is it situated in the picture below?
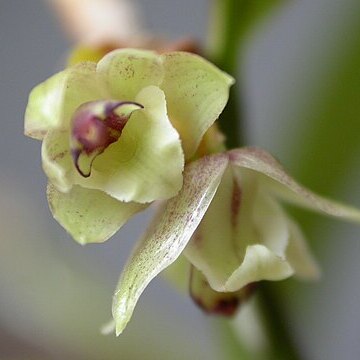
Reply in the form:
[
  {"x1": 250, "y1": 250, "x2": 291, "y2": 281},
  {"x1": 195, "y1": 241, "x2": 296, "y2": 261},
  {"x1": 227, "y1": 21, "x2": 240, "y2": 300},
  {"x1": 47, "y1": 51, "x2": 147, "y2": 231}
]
[{"x1": 1, "y1": 0, "x2": 360, "y2": 359}]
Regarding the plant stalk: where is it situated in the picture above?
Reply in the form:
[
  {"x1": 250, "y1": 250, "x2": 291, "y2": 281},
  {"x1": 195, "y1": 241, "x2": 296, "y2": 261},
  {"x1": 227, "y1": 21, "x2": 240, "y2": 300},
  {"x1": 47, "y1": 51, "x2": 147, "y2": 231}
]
[{"x1": 209, "y1": 0, "x2": 303, "y2": 359}]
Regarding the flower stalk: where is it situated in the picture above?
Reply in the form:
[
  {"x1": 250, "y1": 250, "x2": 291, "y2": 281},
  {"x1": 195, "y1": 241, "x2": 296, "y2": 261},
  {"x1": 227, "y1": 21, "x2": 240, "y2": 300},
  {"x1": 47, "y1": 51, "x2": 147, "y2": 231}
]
[
  {"x1": 210, "y1": 0, "x2": 303, "y2": 358},
  {"x1": 257, "y1": 284, "x2": 302, "y2": 360},
  {"x1": 209, "y1": 0, "x2": 245, "y2": 149}
]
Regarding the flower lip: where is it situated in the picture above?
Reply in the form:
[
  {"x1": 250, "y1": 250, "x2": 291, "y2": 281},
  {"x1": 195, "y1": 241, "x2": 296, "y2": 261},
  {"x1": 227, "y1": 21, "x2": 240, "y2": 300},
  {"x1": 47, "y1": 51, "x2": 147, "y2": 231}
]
[{"x1": 71, "y1": 100, "x2": 143, "y2": 177}]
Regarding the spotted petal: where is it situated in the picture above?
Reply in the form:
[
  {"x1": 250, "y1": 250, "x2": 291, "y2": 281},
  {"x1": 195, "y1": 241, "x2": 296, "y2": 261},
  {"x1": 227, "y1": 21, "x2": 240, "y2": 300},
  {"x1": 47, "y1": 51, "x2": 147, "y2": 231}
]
[
  {"x1": 184, "y1": 166, "x2": 293, "y2": 292},
  {"x1": 42, "y1": 129, "x2": 74, "y2": 193},
  {"x1": 25, "y1": 62, "x2": 106, "y2": 139},
  {"x1": 161, "y1": 52, "x2": 234, "y2": 159},
  {"x1": 47, "y1": 184, "x2": 144, "y2": 245},
  {"x1": 112, "y1": 154, "x2": 228, "y2": 335},
  {"x1": 228, "y1": 147, "x2": 360, "y2": 223},
  {"x1": 97, "y1": 49, "x2": 164, "y2": 101}
]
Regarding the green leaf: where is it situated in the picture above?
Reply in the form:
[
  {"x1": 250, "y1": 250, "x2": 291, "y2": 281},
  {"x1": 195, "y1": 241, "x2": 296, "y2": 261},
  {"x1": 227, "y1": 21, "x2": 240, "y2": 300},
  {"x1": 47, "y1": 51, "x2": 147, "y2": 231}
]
[
  {"x1": 112, "y1": 154, "x2": 229, "y2": 335},
  {"x1": 209, "y1": 0, "x2": 285, "y2": 74},
  {"x1": 47, "y1": 183, "x2": 144, "y2": 245}
]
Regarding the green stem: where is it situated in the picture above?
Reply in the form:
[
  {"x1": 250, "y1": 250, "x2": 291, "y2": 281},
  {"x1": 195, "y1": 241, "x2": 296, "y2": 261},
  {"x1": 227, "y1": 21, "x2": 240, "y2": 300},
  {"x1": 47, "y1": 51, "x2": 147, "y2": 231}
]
[
  {"x1": 209, "y1": 0, "x2": 250, "y2": 74},
  {"x1": 216, "y1": 319, "x2": 254, "y2": 360},
  {"x1": 208, "y1": 0, "x2": 303, "y2": 359},
  {"x1": 257, "y1": 284, "x2": 302, "y2": 360},
  {"x1": 219, "y1": 88, "x2": 244, "y2": 149},
  {"x1": 209, "y1": 0, "x2": 249, "y2": 148}
]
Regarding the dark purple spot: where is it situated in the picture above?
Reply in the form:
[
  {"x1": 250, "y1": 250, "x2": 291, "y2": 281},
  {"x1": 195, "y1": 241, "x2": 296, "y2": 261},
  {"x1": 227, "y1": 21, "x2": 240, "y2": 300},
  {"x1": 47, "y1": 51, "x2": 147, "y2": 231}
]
[{"x1": 71, "y1": 100, "x2": 143, "y2": 177}]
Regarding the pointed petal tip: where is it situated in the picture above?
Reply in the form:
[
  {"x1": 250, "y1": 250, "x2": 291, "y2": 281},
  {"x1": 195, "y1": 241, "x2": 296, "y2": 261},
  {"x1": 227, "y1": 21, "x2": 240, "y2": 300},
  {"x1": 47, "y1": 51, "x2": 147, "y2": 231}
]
[
  {"x1": 77, "y1": 237, "x2": 87, "y2": 246},
  {"x1": 112, "y1": 294, "x2": 131, "y2": 336},
  {"x1": 226, "y1": 73, "x2": 236, "y2": 86},
  {"x1": 110, "y1": 154, "x2": 229, "y2": 336},
  {"x1": 228, "y1": 147, "x2": 360, "y2": 225},
  {"x1": 115, "y1": 320, "x2": 127, "y2": 336}
]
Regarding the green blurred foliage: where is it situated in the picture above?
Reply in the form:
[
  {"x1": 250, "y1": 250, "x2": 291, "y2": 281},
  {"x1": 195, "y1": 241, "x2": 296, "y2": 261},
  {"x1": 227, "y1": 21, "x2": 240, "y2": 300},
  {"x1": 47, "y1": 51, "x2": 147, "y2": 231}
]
[{"x1": 209, "y1": 0, "x2": 285, "y2": 74}]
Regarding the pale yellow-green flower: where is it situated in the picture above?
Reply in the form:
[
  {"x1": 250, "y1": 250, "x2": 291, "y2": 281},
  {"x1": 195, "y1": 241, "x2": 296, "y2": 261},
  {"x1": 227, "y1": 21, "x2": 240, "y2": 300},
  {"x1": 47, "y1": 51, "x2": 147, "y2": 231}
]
[
  {"x1": 24, "y1": 48, "x2": 360, "y2": 337},
  {"x1": 112, "y1": 147, "x2": 360, "y2": 334},
  {"x1": 24, "y1": 49, "x2": 234, "y2": 244}
]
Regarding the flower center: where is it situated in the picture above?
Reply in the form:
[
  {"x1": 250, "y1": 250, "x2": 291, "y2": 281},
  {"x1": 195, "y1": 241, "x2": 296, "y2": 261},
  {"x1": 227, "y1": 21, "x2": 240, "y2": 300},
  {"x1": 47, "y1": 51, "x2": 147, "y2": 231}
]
[{"x1": 71, "y1": 100, "x2": 143, "y2": 177}]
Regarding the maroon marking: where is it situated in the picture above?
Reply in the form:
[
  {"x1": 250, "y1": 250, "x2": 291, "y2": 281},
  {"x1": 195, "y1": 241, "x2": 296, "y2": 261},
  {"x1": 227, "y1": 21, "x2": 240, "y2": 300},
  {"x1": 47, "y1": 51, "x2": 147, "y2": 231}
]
[
  {"x1": 71, "y1": 148, "x2": 94, "y2": 178},
  {"x1": 212, "y1": 297, "x2": 240, "y2": 317},
  {"x1": 191, "y1": 293, "x2": 240, "y2": 317},
  {"x1": 104, "y1": 101, "x2": 143, "y2": 132},
  {"x1": 189, "y1": 264, "x2": 258, "y2": 318},
  {"x1": 231, "y1": 178, "x2": 242, "y2": 227},
  {"x1": 52, "y1": 151, "x2": 67, "y2": 161},
  {"x1": 72, "y1": 113, "x2": 112, "y2": 152},
  {"x1": 71, "y1": 101, "x2": 143, "y2": 177}
]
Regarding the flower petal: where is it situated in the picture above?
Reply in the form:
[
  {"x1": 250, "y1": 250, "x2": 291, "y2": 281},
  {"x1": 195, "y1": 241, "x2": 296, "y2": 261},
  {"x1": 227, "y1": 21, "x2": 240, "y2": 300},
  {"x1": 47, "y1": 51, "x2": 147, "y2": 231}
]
[
  {"x1": 97, "y1": 49, "x2": 164, "y2": 101},
  {"x1": 42, "y1": 129, "x2": 74, "y2": 193},
  {"x1": 184, "y1": 167, "x2": 246, "y2": 291},
  {"x1": 112, "y1": 154, "x2": 229, "y2": 335},
  {"x1": 161, "y1": 52, "x2": 234, "y2": 159},
  {"x1": 47, "y1": 183, "x2": 144, "y2": 245},
  {"x1": 251, "y1": 188, "x2": 289, "y2": 257},
  {"x1": 229, "y1": 147, "x2": 360, "y2": 223},
  {"x1": 25, "y1": 62, "x2": 106, "y2": 139},
  {"x1": 25, "y1": 71, "x2": 68, "y2": 140},
  {"x1": 224, "y1": 187, "x2": 294, "y2": 291},
  {"x1": 77, "y1": 86, "x2": 184, "y2": 203},
  {"x1": 184, "y1": 166, "x2": 293, "y2": 292},
  {"x1": 224, "y1": 245, "x2": 293, "y2": 292},
  {"x1": 285, "y1": 218, "x2": 321, "y2": 280},
  {"x1": 189, "y1": 266, "x2": 256, "y2": 316}
]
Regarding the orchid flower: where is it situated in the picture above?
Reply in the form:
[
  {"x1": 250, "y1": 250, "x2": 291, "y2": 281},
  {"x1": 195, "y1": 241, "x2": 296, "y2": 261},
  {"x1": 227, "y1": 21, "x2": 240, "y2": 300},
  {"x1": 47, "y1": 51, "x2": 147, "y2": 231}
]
[
  {"x1": 111, "y1": 148, "x2": 360, "y2": 334},
  {"x1": 24, "y1": 48, "x2": 360, "y2": 336},
  {"x1": 24, "y1": 49, "x2": 233, "y2": 244}
]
